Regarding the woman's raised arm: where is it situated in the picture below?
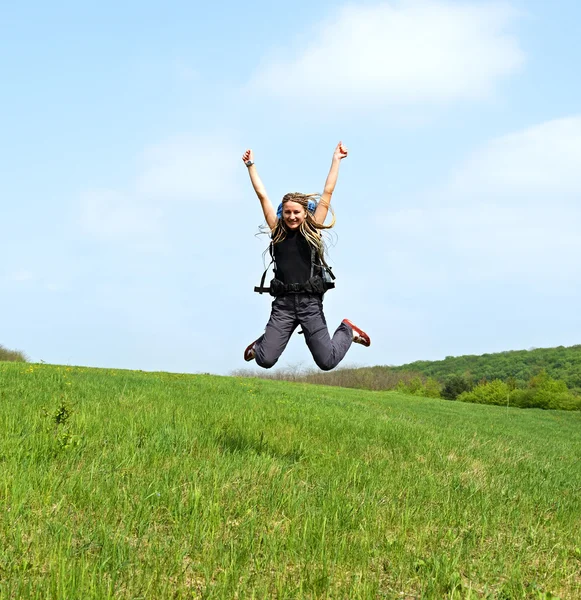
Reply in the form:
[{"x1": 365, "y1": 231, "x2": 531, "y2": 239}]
[
  {"x1": 242, "y1": 149, "x2": 277, "y2": 231},
  {"x1": 313, "y1": 142, "x2": 348, "y2": 225}
]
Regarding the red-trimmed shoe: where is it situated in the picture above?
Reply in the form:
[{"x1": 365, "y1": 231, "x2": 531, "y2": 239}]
[
  {"x1": 244, "y1": 339, "x2": 258, "y2": 362},
  {"x1": 342, "y1": 319, "x2": 371, "y2": 347}
]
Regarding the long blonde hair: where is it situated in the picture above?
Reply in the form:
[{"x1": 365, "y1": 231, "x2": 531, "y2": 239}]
[{"x1": 270, "y1": 192, "x2": 336, "y2": 260}]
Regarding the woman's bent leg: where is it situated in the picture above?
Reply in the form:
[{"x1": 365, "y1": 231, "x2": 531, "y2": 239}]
[
  {"x1": 255, "y1": 296, "x2": 299, "y2": 369},
  {"x1": 299, "y1": 295, "x2": 352, "y2": 371}
]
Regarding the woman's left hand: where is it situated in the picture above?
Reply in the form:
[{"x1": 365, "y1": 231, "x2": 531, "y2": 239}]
[{"x1": 333, "y1": 141, "x2": 348, "y2": 161}]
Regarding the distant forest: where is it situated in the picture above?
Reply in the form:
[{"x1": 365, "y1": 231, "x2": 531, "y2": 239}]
[
  {"x1": 237, "y1": 343, "x2": 581, "y2": 410},
  {"x1": 387, "y1": 344, "x2": 581, "y2": 391}
]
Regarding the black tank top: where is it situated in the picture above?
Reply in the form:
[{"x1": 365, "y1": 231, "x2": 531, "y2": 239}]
[{"x1": 273, "y1": 230, "x2": 312, "y2": 284}]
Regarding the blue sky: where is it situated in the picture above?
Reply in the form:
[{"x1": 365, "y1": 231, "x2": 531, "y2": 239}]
[{"x1": 1, "y1": 0, "x2": 580, "y2": 374}]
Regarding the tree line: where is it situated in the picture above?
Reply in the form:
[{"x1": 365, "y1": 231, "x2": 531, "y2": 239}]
[
  {"x1": 0, "y1": 344, "x2": 28, "y2": 362},
  {"x1": 235, "y1": 344, "x2": 581, "y2": 411},
  {"x1": 387, "y1": 344, "x2": 581, "y2": 392}
]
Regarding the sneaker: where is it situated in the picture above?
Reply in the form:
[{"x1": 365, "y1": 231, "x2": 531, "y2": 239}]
[
  {"x1": 244, "y1": 339, "x2": 258, "y2": 362},
  {"x1": 342, "y1": 319, "x2": 371, "y2": 347}
]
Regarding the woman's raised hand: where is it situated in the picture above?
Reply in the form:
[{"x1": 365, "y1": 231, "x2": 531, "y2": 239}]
[
  {"x1": 333, "y1": 141, "x2": 348, "y2": 161},
  {"x1": 242, "y1": 149, "x2": 254, "y2": 164}
]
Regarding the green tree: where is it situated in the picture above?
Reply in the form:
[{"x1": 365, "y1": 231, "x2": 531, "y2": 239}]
[
  {"x1": 441, "y1": 374, "x2": 473, "y2": 400},
  {"x1": 457, "y1": 380, "x2": 510, "y2": 407}
]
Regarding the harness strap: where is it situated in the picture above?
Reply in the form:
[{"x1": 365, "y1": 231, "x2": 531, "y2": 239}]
[
  {"x1": 320, "y1": 255, "x2": 336, "y2": 280},
  {"x1": 256, "y1": 245, "x2": 275, "y2": 295},
  {"x1": 255, "y1": 277, "x2": 335, "y2": 296},
  {"x1": 254, "y1": 241, "x2": 336, "y2": 294},
  {"x1": 312, "y1": 246, "x2": 336, "y2": 281}
]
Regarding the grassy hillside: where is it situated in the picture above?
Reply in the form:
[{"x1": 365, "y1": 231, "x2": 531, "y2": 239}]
[
  {"x1": 1, "y1": 362, "x2": 580, "y2": 599},
  {"x1": 389, "y1": 344, "x2": 581, "y2": 390}
]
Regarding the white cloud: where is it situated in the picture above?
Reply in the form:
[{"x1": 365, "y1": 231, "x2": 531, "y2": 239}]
[
  {"x1": 248, "y1": 0, "x2": 524, "y2": 110},
  {"x1": 9, "y1": 270, "x2": 34, "y2": 282},
  {"x1": 0, "y1": 269, "x2": 36, "y2": 285},
  {"x1": 135, "y1": 135, "x2": 240, "y2": 202},
  {"x1": 449, "y1": 117, "x2": 581, "y2": 197},
  {"x1": 80, "y1": 189, "x2": 162, "y2": 240},
  {"x1": 79, "y1": 134, "x2": 241, "y2": 241},
  {"x1": 380, "y1": 116, "x2": 581, "y2": 284}
]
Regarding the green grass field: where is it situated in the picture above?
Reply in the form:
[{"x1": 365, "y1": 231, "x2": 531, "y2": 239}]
[{"x1": 1, "y1": 362, "x2": 580, "y2": 599}]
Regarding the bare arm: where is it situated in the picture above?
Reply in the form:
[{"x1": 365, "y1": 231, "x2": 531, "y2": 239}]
[
  {"x1": 313, "y1": 142, "x2": 348, "y2": 225},
  {"x1": 242, "y1": 149, "x2": 277, "y2": 230}
]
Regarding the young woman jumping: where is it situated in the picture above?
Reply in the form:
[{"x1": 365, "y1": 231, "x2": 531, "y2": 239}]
[{"x1": 242, "y1": 142, "x2": 370, "y2": 371}]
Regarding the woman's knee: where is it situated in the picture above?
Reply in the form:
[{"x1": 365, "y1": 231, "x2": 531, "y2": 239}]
[
  {"x1": 255, "y1": 350, "x2": 279, "y2": 370},
  {"x1": 313, "y1": 356, "x2": 336, "y2": 372}
]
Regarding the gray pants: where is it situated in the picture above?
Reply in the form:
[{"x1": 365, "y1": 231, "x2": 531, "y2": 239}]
[{"x1": 255, "y1": 294, "x2": 353, "y2": 371}]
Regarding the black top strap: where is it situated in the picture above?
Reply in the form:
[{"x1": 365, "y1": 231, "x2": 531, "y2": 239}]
[
  {"x1": 317, "y1": 248, "x2": 336, "y2": 280},
  {"x1": 256, "y1": 244, "x2": 275, "y2": 294}
]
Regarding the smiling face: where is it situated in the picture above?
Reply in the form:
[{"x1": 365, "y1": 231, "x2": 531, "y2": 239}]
[{"x1": 282, "y1": 200, "x2": 307, "y2": 230}]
